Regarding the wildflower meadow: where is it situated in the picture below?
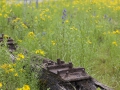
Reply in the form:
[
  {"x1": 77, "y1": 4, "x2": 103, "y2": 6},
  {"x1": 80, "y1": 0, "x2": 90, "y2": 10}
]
[{"x1": 0, "y1": 0, "x2": 120, "y2": 90}]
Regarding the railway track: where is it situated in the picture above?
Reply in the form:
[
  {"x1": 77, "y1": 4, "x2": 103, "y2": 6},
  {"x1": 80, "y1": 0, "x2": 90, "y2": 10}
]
[
  {"x1": 0, "y1": 34, "x2": 16, "y2": 51},
  {"x1": 0, "y1": 34, "x2": 113, "y2": 90},
  {"x1": 40, "y1": 58, "x2": 113, "y2": 90}
]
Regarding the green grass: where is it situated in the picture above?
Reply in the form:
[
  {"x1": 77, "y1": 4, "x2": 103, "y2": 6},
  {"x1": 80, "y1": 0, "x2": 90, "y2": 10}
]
[{"x1": 0, "y1": 0, "x2": 120, "y2": 90}]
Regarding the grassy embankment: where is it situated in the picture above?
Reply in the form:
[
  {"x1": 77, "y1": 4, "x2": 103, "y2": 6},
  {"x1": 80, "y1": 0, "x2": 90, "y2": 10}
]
[{"x1": 0, "y1": 0, "x2": 120, "y2": 90}]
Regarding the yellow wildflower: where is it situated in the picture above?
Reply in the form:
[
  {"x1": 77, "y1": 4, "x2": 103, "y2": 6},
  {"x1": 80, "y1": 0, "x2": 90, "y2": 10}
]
[
  {"x1": 51, "y1": 41, "x2": 56, "y2": 45},
  {"x1": 108, "y1": 31, "x2": 111, "y2": 34},
  {"x1": 41, "y1": 17, "x2": 45, "y2": 21},
  {"x1": 22, "y1": 23, "x2": 28, "y2": 29},
  {"x1": 16, "y1": 3, "x2": 21, "y2": 7},
  {"x1": 4, "y1": 14, "x2": 8, "y2": 18},
  {"x1": 0, "y1": 13, "x2": 2, "y2": 17},
  {"x1": 16, "y1": 58, "x2": 21, "y2": 60},
  {"x1": 17, "y1": 53, "x2": 25, "y2": 60},
  {"x1": 23, "y1": 85, "x2": 30, "y2": 90},
  {"x1": 40, "y1": 13, "x2": 43, "y2": 17},
  {"x1": 8, "y1": 64, "x2": 12, "y2": 68},
  {"x1": 45, "y1": 8, "x2": 49, "y2": 12},
  {"x1": 39, "y1": 50, "x2": 45, "y2": 56},
  {"x1": 113, "y1": 30, "x2": 120, "y2": 34},
  {"x1": 115, "y1": 30, "x2": 119, "y2": 34},
  {"x1": 65, "y1": 20, "x2": 69, "y2": 23},
  {"x1": 1, "y1": 64, "x2": 9, "y2": 69},
  {"x1": 9, "y1": 68, "x2": 14, "y2": 72},
  {"x1": 112, "y1": 31, "x2": 116, "y2": 34},
  {"x1": 35, "y1": 49, "x2": 45, "y2": 56},
  {"x1": 14, "y1": 73, "x2": 18, "y2": 77},
  {"x1": 4, "y1": 34, "x2": 9, "y2": 38},
  {"x1": 28, "y1": 32, "x2": 35, "y2": 37},
  {"x1": 12, "y1": 18, "x2": 20, "y2": 23},
  {"x1": 112, "y1": 41, "x2": 118, "y2": 46},
  {"x1": 87, "y1": 40, "x2": 92, "y2": 44},
  {"x1": 18, "y1": 53, "x2": 24, "y2": 59},
  {"x1": 35, "y1": 50, "x2": 39, "y2": 54},
  {"x1": 0, "y1": 82, "x2": 2, "y2": 88},
  {"x1": 48, "y1": 16, "x2": 51, "y2": 19},
  {"x1": 70, "y1": 26, "x2": 77, "y2": 30}
]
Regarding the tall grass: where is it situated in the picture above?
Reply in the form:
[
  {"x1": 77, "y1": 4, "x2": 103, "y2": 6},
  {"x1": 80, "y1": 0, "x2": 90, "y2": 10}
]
[{"x1": 0, "y1": 0, "x2": 120, "y2": 90}]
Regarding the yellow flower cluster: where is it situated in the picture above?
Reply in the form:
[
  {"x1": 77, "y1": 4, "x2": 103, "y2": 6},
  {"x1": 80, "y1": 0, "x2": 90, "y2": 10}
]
[
  {"x1": 73, "y1": 0, "x2": 80, "y2": 5},
  {"x1": 21, "y1": 23, "x2": 28, "y2": 29},
  {"x1": 28, "y1": 32, "x2": 35, "y2": 37},
  {"x1": 112, "y1": 41, "x2": 118, "y2": 46},
  {"x1": 14, "y1": 73, "x2": 18, "y2": 77},
  {"x1": 1, "y1": 64, "x2": 9, "y2": 69},
  {"x1": 112, "y1": 30, "x2": 120, "y2": 34},
  {"x1": 4, "y1": 14, "x2": 8, "y2": 18},
  {"x1": 65, "y1": 20, "x2": 69, "y2": 23},
  {"x1": 40, "y1": 8, "x2": 51, "y2": 21},
  {"x1": 16, "y1": 84, "x2": 30, "y2": 90},
  {"x1": 12, "y1": 18, "x2": 20, "y2": 23},
  {"x1": 35, "y1": 49, "x2": 45, "y2": 56},
  {"x1": 17, "y1": 53, "x2": 25, "y2": 60},
  {"x1": 103, "y1": 30, "x2": 120, "y2": 35},
  {"x1": 34, "y1": 16, "x2": 38, "y2": 22},
  {"x1": 0, "y1": 82, "x2": 2, "y2": 88},
  {"x1": 0, "y1": 13, "x2": 2, "y2": 17},
  {"x1": 15, "y1": 3, "x2": 22, "y2": 7},
  {"x1": 3, "y1": 34, "x2": 9, "y2": 38},
  {"x1": 0, "y1": 63, "x2": 16, "y2": 74},
  {"x1": 114, "y1": 6, "x2": 120, "y2": 11}
]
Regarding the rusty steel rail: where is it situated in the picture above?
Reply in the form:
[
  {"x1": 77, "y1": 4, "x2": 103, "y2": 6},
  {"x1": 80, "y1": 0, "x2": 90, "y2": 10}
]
[{"x1": 41, "y1": 58, "x2": 113, "y2": 90}]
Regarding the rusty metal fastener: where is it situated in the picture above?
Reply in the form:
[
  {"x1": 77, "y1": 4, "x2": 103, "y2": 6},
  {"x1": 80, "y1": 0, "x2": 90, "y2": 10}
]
[
  {"x1": 69, "y1": 62, "x2": 73, "y2": 69},
  {"x1": 65, "y1": 71, "x2": 69, "y2": 77}
]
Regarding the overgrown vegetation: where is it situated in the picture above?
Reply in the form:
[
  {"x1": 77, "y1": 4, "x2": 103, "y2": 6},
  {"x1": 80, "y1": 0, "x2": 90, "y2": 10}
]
[{"x1": 0, "y1": 0, "x2": 120, "y2": 90}]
